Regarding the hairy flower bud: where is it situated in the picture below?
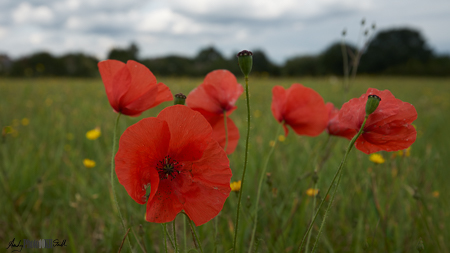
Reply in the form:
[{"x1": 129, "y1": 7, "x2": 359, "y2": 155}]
[
  {"x1": 174, "y1": 93, "x2": 186, "y2": 105},
  {"x1": 365, "y1": 94, "x2": 381, "y2": 115},
  {"x1": 237, "y1": 50, "x2": 253, "y2": 77}
]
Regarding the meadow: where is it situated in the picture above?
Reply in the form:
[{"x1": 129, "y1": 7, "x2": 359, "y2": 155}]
[{"x1": 1, "y1": 76, "x2": 449, "y2": 252}]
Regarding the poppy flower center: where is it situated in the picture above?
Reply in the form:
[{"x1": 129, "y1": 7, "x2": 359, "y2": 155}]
[{"x1": 157, "y1": 156, "x2": 181, "y2": 180}]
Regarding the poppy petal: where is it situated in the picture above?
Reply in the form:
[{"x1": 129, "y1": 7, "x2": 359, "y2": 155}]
[
  {"x1": 145, "y1": 178, "x2": 184, "y2": 223},
  {"x1": 115, "y1": 117, "x2": 170, "y2": 204},
  {"x1": 203, "y1": 70, "x2": 244, "y2": 112},
  {"x1": 186, "y1": 84, "x2": 224, "y2": 114},
  {"x1": 152, "y1": 82, "x2": 174, "y2": 107},
  {"x1": 179, "y1": 140, "x2": 232, "y2": 226},
  {"x1": 271, "y1": 85, "x2": 286, "y2": 123},
  {"x1": 203, "y1": 114, "x2": 240, "y2": 155},
  {"x1": 98, "y1": 60, "x2": 130, "y2": 112},
  {"x1": 120, "y1": 85, "x2": 158, "y2": 117},
  {"x1": 158, "y1": 105, "x2": 212, "y2": 162},
  {"x1": 120, "y1": 60, "x2": 157, "y2": 104},
  {"x1": 283, "y1": 84, "x2": 328, "y2": 136},
  {"x1": 356, "y1": 123, "x2": 417, "y2": 154}
]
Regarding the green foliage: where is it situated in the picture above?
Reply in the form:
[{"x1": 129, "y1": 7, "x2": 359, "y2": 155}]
[
  {"x1": 359, "y1": 28, "x2": 433, "y2": 73},
  {"x1": 1, "y1": 77, "x2": 449, "y2": 252},
  {"x1": 107, "y1": 43, "x2": 139, "y2": 62},
  {"x1": 7, "y1": 52, "x2": 99, "y2": 77}
]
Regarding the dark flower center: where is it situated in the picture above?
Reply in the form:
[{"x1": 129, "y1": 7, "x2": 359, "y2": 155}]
[{"x1": 157, "y1": 156, "x2": 181, "y2": 180}]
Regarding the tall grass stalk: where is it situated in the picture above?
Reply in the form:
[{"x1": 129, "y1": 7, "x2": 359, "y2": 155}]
[
  {"x1": 298, "y1": 116, "x2": 368, "y2": 252},
  {"x1": 233, "y1": 75, "x2": 251, "y2": 253},
  {"x1": 110, "y1": 113, "x2": 132, "y2": 251},
  {"x1": 248, "y1": 123, "x2": 282, "y2": 252}
]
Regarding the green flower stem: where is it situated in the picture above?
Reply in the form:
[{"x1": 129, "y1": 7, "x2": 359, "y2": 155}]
[
  {"x1": 188, "y1": 217, "x2": 204, "y2": 253},
  {"x1": 162, "y1": 224, "x2": 168, "y2": 253},
  {"x1": 184, "y1": 216, "x2": 187, "y2": 253},
  {"x1": 223, "y1": 110, "x2": 228, "y2": 153},
  {"x1": 213, "y1": 214, "x2": 218, "y2": 253},
  {"x1": 297, "y1": 116, "x2": 368, "y2": 253},
  {"x1": 110, "y1": 113, "x2": 132, "y2": 252},
  {"x1": 233, "y1": 75, "x2": 251, "y2": 253},
  {"x1": 304, "y1": 181, "x2": 318, "y2": 253},
  {"x1": 163, "y1": 223, "x2": 176, "y2": 249},
  {"x1": 248, "y1": 123, "x2": 282, "y2": 253},
  {"x1": 173, "y1": 219, "x2": 178, "y2": 253}
]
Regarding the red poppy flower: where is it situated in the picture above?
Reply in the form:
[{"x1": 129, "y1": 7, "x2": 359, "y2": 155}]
[
  {"x1": 325, "y1": 102, "x2": 355, "y2": 137},
  {"x1": 271, "y1": 84, "x2": 328, "y2": 136},
  {"x1": 186, "y1": 70, "x2": 243, "y2": 154},
  {"x1": 115, "y1": 105, "x2": 232, "y2": 225},
  {"x1": 98, "y1": 59, "x2": 173, "y2": 116},
  {"x1": 333, "y1": 88, "x2": 417, "y2": 154}
]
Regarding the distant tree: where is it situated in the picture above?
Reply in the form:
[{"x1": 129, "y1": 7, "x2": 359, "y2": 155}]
[
  {"x1": 282, "y1": 56, "x2": 320, "y2": 76},
  {"x1": 10, "y1": 52, "x2": 64, "y2": 77},
  {"x1": 60, "y1": 53, "x2": 99, "y2": 77},
  {"x1": 0, "y1": 54, "x2": 12, "y2": 76},
  {"x1": 319, "y1": 42, "x2": 357, "y2": 75},
  {"x1": 359, "y1": 28, "x2": 432, "y2": 73},
  {"x1": 193, "y1": 46, "x2": 229, "y2": 75},
  {"x1": 251, "y1": 50, "x2": 281, "y2": 76},
  {"x1": 107, "y1": 43, "x2": 139, "y2": 62},
  {"x1": 142, "y1": 56, "x2": 194, "y2": 77}
]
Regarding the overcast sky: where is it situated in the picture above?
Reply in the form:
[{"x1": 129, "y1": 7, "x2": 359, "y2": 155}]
[{"x1": 1, "y1": 0, "x2": 449, "y2": 64}]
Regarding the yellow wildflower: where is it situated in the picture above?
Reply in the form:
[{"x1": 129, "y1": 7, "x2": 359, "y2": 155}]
[
  {"x1": 21, "y1": 118, "x2": 30, "y2": 126},
  {"x1": 369, "y1": 153, "x2": 385, "y2": 164},
  {"x1": 306, "y1": 188, "x2": 319, "y2": 197},
  {"x1": 278, "y1": 135, "x2": 286, "y2": 142},
  {"x1": 230, "y1": 181, "x2": 242, "y2": 192},
  {"x1": 397, "y1": 147, "x2": 411, "y2": 157},
  {"x1": 83, "y1": 159, "x2": 96, "y2": 168},
  {"x1": 86, "y1": 127, "x2": 101, "y2": 140},
  {"x1": 432, "y1": 191, "x2": 439, "y2": 198},
  {"x1": 269, "y1": 140, "x2": 275, "y2": 147}
]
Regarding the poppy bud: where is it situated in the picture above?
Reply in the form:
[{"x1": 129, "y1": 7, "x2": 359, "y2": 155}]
[
  {"x1": 237, "y1": 50, "x2": 253, "y2": 77},
  {"x1": 365, "y1": 94, "x2": 381, "y2": 115},
  {"x1": 174, "y1": 93, "x2": 186, "y2": 105}
]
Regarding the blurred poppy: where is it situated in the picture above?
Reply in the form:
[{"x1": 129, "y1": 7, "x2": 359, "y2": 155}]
[
  {"x1": 334, "y1": 88, "x2": 417, "y2": 154},
  {"x1": 186, "y1": 70, "x2": 243, "y2": 154},
  {"x1": 326, "y1": 102, "x2": 355, "y2": 137},
  {"x1": 271, "y1": 84, "x2": 328, "y2": 136},
  {"x1": 98, "y1": 60, "x2": 173, "y2": 116},
  {"x1": 115, "y1": 105, "x2": 232, "y2": 225}
]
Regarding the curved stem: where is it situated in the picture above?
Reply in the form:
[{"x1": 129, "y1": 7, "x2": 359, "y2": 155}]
[
  {"x1": 297, "y1": 116, "x2": 368, "y2": 253},
  {"x1": 233, "y1": 75, "x2": 251, "y2": 253},
  {"x1": 163, "y1": 224, "x2": 168, "y2": 253},
  {"x1": 110, "y1": 113, "x2": 132, "y2": 251},
  {"x1": 248, "y1": 123, "x2": 282, "y2": 253},
  {"x1": 305, "y1": 180, "x2": 319, "y2": 253},
  {"x1": 224, "y1": 110, "x2": 228, "y2": 153},
  {"x1": 184, "y1": 216, "x2": 187, "y2": 253},
  {"x1": 173, "y1": 219, "x2": 178, "y2": 253},
  {"x1": 188, "y1": 218, "x2": 204, "y2": 253}
]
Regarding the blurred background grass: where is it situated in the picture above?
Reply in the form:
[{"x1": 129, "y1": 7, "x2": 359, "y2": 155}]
[{"x1": 1, "y1": 76, "x2": 449, "y2": 252}]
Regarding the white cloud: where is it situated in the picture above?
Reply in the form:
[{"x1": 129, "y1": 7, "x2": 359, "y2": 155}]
[
  {"x1": 0, "y1": 26, "x2": 7, "y2": 39},
  {"x1": 13, "y1": 3, "x2": 54, "y2": 25},
  {"x1": 1, "y1": 0, "x2": 449, "y2": 63}
]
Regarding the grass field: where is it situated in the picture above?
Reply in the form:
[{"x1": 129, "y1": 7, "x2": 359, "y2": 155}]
[{"x1": 1, "y1": 76, "x2": 449, "y2": 252}]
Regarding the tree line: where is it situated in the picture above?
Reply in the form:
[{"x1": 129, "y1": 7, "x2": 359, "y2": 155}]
[{"x1": 1, "y1": 28, "x2": 449, "y2": 78}]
